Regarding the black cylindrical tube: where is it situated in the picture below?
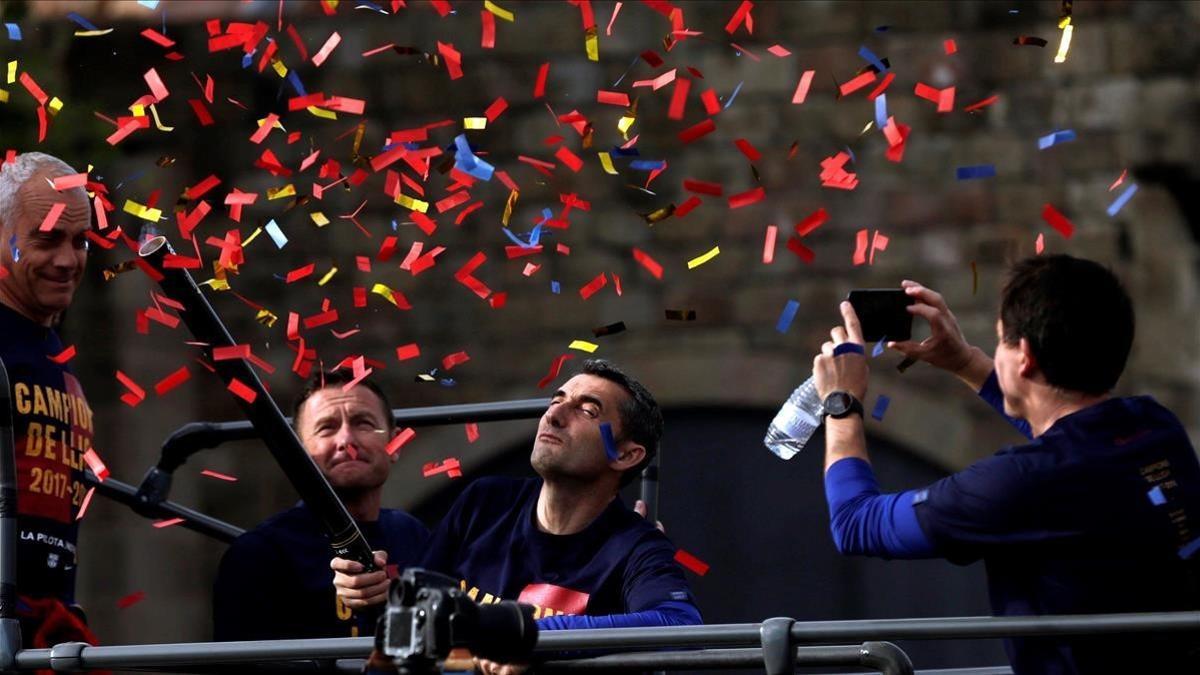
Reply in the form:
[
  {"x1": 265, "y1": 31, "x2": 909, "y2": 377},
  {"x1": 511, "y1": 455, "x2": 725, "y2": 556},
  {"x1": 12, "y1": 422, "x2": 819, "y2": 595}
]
[{"x1": 138, "y1": 237, "x2": 375, "y2": 569}]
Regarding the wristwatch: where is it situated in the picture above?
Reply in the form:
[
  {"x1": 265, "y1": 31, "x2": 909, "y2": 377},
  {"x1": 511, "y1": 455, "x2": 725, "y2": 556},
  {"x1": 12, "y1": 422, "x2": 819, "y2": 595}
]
[{"x1": 821, "y1": 391, "x2": 864, "y2": 420}]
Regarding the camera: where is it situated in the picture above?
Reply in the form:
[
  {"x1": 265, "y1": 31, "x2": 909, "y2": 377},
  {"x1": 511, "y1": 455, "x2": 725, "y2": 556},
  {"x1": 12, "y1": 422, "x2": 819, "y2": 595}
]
[{"x1": 376, "y1": 569, "x2": 538, "y2": 672}]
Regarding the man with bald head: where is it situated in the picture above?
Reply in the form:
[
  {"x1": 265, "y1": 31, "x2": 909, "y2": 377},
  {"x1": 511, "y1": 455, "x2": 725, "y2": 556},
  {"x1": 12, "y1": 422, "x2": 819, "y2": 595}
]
[{"x1": 0, "y1": 152, "x2": 99, "y2": 647}]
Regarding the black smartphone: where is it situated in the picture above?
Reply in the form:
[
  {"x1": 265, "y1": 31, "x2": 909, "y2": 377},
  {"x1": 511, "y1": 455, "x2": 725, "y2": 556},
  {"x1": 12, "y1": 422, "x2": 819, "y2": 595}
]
[{"x1": 846, "y1": 289, "x2": 914, "y2": 342}]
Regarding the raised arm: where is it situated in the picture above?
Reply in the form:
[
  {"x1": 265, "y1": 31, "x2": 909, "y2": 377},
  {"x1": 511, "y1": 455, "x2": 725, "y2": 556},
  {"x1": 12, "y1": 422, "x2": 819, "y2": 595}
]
[{"x1": 888, "y1": 281, "x2": 993, "y2": 391}]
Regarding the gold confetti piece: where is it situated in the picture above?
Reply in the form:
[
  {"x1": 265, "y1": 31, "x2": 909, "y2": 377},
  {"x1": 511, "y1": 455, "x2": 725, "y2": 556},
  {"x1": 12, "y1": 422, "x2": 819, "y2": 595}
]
[
  {"x1": 47, "y1": 96, "x2": 63, "y2": 115},
  {"x1": 568, "y1": 340, "x2": 598, "y2": 353},
  {"x1": 307, "y1": 105, "x2": 337, "y2": 120},
  {"x1": 617, "y1": 114, "x2": 636, "y2": 138},
  {"x1": 0, "y1": 89, "x2": 8, "y2": 104},
  {"x1": 484, "y1": 0, "x2": 515, "y2": 21},
  {"x1": 371, "y1": 283, "x2": 401, "y2": 306},
  {"x1": 6, "y1": 61, "x2": 16, "y2": 85},
  {"x1": 271, "y1": 59, "x2": 289, "y2": 77},
  {"x1": 310, "y1": 212, "x2": 330, "y2": 226},
  {"x1": 1054, "y1": 21, "x2": 1073, "y2": 63},
  {"x1": 687, "y1": 245, "x2": 721, "y2": 269},
  {"x1": 255, "y1": 308, "x2": 278, "y2": 327},
  {"x1": 396, "y1": 192, "x2": 429, "y2": 213},
  {"x1": 200, "y1": 278, "x2": 231, "y2": 291},
  {"x1": 122, "y1": 199, "x2": 162, "y2": 222},
  {"x1": 148, "y1": 103, "x2": 173, "y2": 130},
  {"x1": 242, "y1": 227, "x2": 264, "y2": 247},
  {"x1": 317, "y1": 266, "x2": 338, "y2": 286},
  {"x1": 598, "y1": 152, "x2": 618, "y2": 175},
  {"x1": 73, "y1": 28, "x2": 114, "y2": 37},
  {"x1": 642, "y1": 204, "x2": 675, "y2": 224},
  {"x1": 502, "y1": 189, "x2": 519, "y2": 226},
  {"x1": 130, "y1": 104, "x2": 146, "y2": 117},
  {"x1": 101, "y1": 260, "x2": 139, "y2": 281},
  {"x1": 464, "y1": 116, "x2": 487, "y2": 129},
  {"x1": 267, "y1": 184, "x2": 296, "y2": 200},
  {"x1": 351, "y1": 122, "x2": 366, "y2": 159},
  {"x1": 585, "y1": 26, "x2": 599, "y2": 62}
]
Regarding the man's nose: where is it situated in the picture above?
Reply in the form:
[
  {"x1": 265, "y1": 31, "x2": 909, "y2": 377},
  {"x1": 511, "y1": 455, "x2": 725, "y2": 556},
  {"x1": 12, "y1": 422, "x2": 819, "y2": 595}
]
[
  {"x1": 50, "y1": 242, "x2": 81, "y2": 269},
  {"x1": 544, "y1": 405, "x2": 566, "y2": 428}
]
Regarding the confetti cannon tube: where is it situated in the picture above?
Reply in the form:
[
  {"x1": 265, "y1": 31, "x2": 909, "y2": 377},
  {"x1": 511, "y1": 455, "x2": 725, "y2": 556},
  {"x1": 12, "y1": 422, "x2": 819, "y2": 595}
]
[
  {"x1": 0, "y1": 358, "x2": 22, "y2": 668},
  {"x1": 138, "y1": 236, "x2": 376, "y2": 571}
]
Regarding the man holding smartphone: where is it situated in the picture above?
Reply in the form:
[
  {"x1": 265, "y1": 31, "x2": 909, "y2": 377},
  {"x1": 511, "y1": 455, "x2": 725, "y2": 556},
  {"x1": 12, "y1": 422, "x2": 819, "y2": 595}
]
[{"x1": 813, "y1": 254, "x2": 1200, "y2": 675}]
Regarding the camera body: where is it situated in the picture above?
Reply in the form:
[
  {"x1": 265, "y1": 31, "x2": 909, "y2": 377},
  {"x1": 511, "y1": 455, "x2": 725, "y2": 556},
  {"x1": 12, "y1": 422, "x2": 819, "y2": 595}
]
[{"x1": 380, "y1": 568, "x2": 538, "y2": 667}]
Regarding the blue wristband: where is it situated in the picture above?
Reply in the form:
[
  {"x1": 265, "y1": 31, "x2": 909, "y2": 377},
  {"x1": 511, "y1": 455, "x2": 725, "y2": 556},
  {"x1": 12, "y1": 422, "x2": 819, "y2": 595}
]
[{"x1": 833, "y1": 343, "x2": 865, "y2": 356}]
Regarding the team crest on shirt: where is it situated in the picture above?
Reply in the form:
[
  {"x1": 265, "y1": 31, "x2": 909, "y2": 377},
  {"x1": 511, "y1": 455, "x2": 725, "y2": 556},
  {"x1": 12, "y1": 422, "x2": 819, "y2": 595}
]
[{"x1": 459, "y1": 580, "x2": 590, "y2": 619}]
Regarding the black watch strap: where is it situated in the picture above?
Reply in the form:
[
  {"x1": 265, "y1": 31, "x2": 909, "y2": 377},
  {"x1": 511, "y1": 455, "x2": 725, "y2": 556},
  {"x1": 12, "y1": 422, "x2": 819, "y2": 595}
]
[{"x1": 823, "y1": 392, "x2": 864, "y2": 420}]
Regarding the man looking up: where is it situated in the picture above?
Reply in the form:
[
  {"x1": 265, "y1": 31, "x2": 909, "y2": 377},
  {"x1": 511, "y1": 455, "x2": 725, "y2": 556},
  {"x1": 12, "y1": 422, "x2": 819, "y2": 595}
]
[
  {"x1": 212, "y1": 369, "x2": 429, "y2": 640},
  {"x1": 813, "y1": 255, "x2": 1200, "y2": 674},
  {"x1": 0, "y1": 152, "x2": 99, "y2": 648},
  {"x1": 332, "y1": 359, "x2": 701, "y2": 673}
]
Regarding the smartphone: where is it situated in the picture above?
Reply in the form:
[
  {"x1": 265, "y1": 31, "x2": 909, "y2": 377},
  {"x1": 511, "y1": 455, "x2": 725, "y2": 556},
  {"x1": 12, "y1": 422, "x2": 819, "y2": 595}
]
[{"x1": 846, "y1": 289, "x2": 914, "y2": 343}]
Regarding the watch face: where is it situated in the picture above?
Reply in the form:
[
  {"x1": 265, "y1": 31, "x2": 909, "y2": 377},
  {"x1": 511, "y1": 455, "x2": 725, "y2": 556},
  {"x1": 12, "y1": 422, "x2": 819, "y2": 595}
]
[{"x1": 824, "y1": 392, "x2": 852, "y2": 416}]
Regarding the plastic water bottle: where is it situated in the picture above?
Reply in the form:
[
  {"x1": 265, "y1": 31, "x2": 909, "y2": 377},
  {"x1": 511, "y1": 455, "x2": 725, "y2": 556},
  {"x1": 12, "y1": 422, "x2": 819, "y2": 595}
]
[{"x1": 763, "y1": 376, "x2": 823, "y2": 460}]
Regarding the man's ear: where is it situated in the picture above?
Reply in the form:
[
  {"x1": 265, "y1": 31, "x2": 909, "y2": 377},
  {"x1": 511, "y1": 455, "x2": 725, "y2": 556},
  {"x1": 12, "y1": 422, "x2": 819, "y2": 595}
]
[
  {"x1": 610, "y1": 442, "x2": 646, "y2": 472},
  {"x1": 1017, "y1": 338, "x2": 1040, "y2": 379}
]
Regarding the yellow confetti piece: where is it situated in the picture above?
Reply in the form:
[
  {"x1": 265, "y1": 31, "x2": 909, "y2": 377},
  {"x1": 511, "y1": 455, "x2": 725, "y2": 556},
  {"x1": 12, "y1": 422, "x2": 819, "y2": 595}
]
[
  {"x1": 568, "y1": 340, "x2": 598, "y2": 353},
  {"x1": 255, "y1": 308, "x2": 278, "y2": 328},
  {"x1": 122, "y1": 199, "x2": 162, "y2": 222},
  {"x1": 148, "y1": 103, "x2": 173, "y2": 131},
  {"x1": 310, "y1": 212, "x2": 330, "y2": 227},
  {"x1": 617, "y1": 114, "x2": 636, "y2": 138},
  {"x1": 484, "y1": 0, "x2": 515, "y2": 21},
  {"x1": 1054, "y1": 22, "x2": 1073, "y2": 64},
  {"x1": 74, "y1": 28, "x2": 114, "y2": 37},
  {"x1": 257, "y1": 116, "x2": 286, "y2": 132},
  {"x1": 6, "y1": 61, "x2": 16, "y2": 85},
  {"x1": 317, "y1": 266, "x2": 338, "y2": 286},
  {"x1": 47, "y1": 96, "x2": 63, "y2": 115},
  {"x1": 200, "y1": 278, "x2": 231, "y2": 291},
  {"x1": 130, "y1": 104, "x2": 146, "y2": 117},
  {"x1": 687, "y1": 245, "x2": 721, "y2": 269},
  {"x1": 271, "y1": 59, "x2": 289, "y2": 78},
  {"x1": 307, "y1": 105, "x2": 337, "y2": 120},
  {"x1": 502, "y1": 189, "x2": 519, "y2": 226},
  {"x1": 585, "y1": 27, "x2": 599, "y2": 62},
  {"x1": 242, "y1": 227, "x2": 264, "y2": 246},
  {"x1": 598, "y1": 152, "x2": 618, "y2": 175},
  {"x1": 395, "y1": 192, "x2": 429, "y2": 213},
  {"x1": 1058, "y1": 16, "x2": 1071, "y2": 30},
  {"x1": 464, "y1": 117, "x2": 487, "y2": 130},
  {"x1": 371, "y1": 283, "x2": 399, "y2": 306},
  {"x1": 0, "y1": 89, "x2": 8, "y2": 104},
  {"x1": 267, "y1": 184, "x2": 296, "y2": 200}
]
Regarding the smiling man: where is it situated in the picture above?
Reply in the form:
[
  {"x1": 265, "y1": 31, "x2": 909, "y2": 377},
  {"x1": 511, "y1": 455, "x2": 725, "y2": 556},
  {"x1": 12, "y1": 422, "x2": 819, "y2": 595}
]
[
  {"x1": 332, "y1": 359, "x2": 701, "y2": 674},
  {"x1": 212, "y1": 369, "x2": 429, "y2": 641},
  {"x1": 0, "y1": 152, "x2": 99, "y2": 648}
]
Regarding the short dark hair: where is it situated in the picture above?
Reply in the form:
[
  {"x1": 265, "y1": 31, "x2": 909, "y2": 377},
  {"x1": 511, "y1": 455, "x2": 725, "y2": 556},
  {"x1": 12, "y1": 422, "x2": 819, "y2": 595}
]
[
  {"x1": 999, "y1": 254, "x2": 1134, "y2": 395},
  {"x1": 291, "y1": 368, "x2": 394, "y2": 432},
  {"x1": 577, "y1": 359, "x2": 664, "y2": 487}
]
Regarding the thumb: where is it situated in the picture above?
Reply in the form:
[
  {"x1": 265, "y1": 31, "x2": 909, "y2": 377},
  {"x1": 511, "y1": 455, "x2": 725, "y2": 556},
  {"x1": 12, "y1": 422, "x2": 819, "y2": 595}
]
[
  {"x1": 374, "y1": 550, "x2": 388, "y2": 567},
  {"x1": 633, "y1": 499, "x2": 647, "y2": 518}
]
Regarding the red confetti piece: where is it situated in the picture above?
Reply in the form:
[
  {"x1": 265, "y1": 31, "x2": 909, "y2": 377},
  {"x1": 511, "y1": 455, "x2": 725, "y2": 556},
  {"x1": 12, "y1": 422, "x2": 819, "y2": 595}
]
[
  {"x1": 767, "y1": 44, "x2": 791, "y2": 57},
  {"x1": 1040, "y1": 203, "x2": 1075, "y2": 239},
  {"x1": 866, "y1": 72, "x2": 896, "y2": 100},
  {"x1": 38, "y1": 203, "x2": 66, "y2": 232},
  {"x1": 728, "y1": 186, "x2": 765, "y2": 209},
  {"x1": 667, "y1": 77, "x2": 691, "y2": 120},
  {"x1": 700, "y1": 89, "x2": 721, "y2": 116},
  {"x1": 579, "y1": 273, "x2": 608, "y2": 300},
  {"x1": 484, "y1": 97, "x2": 508, "y2": 122},
  {"x1": 762, "y1": 224, "x2": 778, "y2": 264},
  {"x1": 465, "y1": 423, "x2": 479, "y2": 443},
  {"x1": 724, "y1": 0, "x2": 753, "y2": 35},
  {"x1": 632, "y1": 248, "x2": 664, "y2": 279},
  {"x1": 83, "y1": 448, "x2": 110, "y2": 481},
  {"x1": 786, "y1": 236, "x2": 815, "y2": 263},
  {"x1": 944, "y1": 38, "x2": 958, "y2": 54},
  {"x1": 154, "y1": 366, "x2": 191, "y2": 396},
  {"x1": 153, "y1": 518, "x2": 185, "y2": 529},
  {"x1": 853, "y1": 229, "x2": 870, "y2": 266},
  {"x1": 870, "y1": 231, "x2": 889, "y2": 265},
  {"x1": 533, "y1": 62, "x2": 549, "y2": 98},
  {"x1": 115, "y1": 370, "x2": 146, "y2": 407},
  {"x1": 312, "y1": 31, "x2": 341, "y2": 67},
  {"x1": 422, "y1": 457, "x2": 462, "y2": 479},
  {"x1": 386, "y1": 428, "x2": 416, "y2": 456},
  {"x1": 683, "y1": 179, "x2": 722, "y2": 196},
  {"x1": 51, "y1": 173, "x2": 87, "y2": 191},
  {"x1": 555, "y1": 146, "x2": 584, "y2": 173},
  {"x1": 792, "y1": 70, "x2": 815, "y2": 104},
  {"x1": 285, "y1": 263, "x2": 316, "y2": 283},
  {"x1": 117, "y1": 591, "x2": 147, "y2": 609},
  {"x1": 734, "y1": 139, "x2": 761, "y2": 162},
  {"x1": 839, "y1": 71, "x2": 876, "y2": 97},
  {"x1": 795, "y1": 207, "x2": 828, "y2": 237},
  {"x1": 537, "y1": 354, "x2": 575, "y2": 389},
  {"x1": 674, "y1": 196, "x2": 702, "y2": 218},
  {"x1": 200, "y1": 469, "x2": 238, "y2": 482},
  {"x1": 963, "y1": 94, "x2": 999, "y2": 112},
  {"x1": 597, "y1": 90, "x2": 630, "y2": 107},
  {"x1": 141, "y1": 28, "x2": 175, "y2": 48},
  {"x1": 227, "y1": 378, "x2": 258, "y2": 404},
  {"x1": 303, "y1": 309, "x2": 339, "y2": 329},
  {"x1": 674, "y1": 549, "x2": 710, "y2": 576},
  {"x1": 436, "y1": 41, "x2": 463, "y2": 79},
  {"x1": 481, "y1": 9, "x2": 496, "y2": 48},
  {"x1": 144, "y1": 67, "x2": 169, "y2": 102},
  {"x1": 678, "y1": 118, "x2": 715, "y2": 144},
  {"x1": 442, "y1": 351, "x2": 470, "y2": 371},
  {"x1": 188, "y1": 99, "x2": 215, "y2": 126},
  {"x1": 75, "y1": 486, "x2": 96, "y2": 521},
  {"x1": 48, "y1": 345, "x2": 76, "y2": 364},
  {"x1": 1035, "y1": 233, "x2": 1045, "y2": 255},
  {"x1": 640, "y1": 50, "x2": 663, "y2": 67},
  {"x1": 1108, "y1": 169, "x2": 1128, "y2": 192},
  {"x1": 20, "y1": 72, "x2": 48, "y2": 105}
]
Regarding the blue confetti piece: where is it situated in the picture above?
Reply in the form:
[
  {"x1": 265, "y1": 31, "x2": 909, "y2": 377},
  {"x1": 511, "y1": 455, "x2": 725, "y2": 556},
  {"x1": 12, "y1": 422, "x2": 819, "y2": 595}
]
[
  {"x1": 1037, "y1": 129, "x2": 1076, "y2": 150},
  {"x1": 858, "y1": 45, "x2": 888, "y2": 73},
  {"x1": 872, "y1": 337, "x2": 887, "y2": 357},
  {"x1": 453, "y1": 133, "x2": 495, "y2": 181},
  {"x1": 956, "y1": 164, "x2": 996, "y2": 180},
  {"x1": 241, "y1": 50, "x2": 255, "y2": 69},
  {"x1": 66, "y1": 12, "x2": 99, "y2": 31},
  {"x1": 438, "y1": 378, "x2": 457, "y2": 387},
  {"x1": 551, "y1": 281, "x2": 561, "y2": 294},
  {"x1": 775, "y1": 299, "x2": 800, "y2": 333},
  {"x1": 1180, "y1": 537, "x2": 1200, "y2": 560},
  {"x1": 600, "y1": 423, "x2": 619, "y2": 461},
  {"x1": 9, "y1": 235, "x2": 20, "y2": 262},
  {"x1": 1147, "y1": 485, "x2": 1167, "y2": 506},
  {"x1": 502, "y1": 226, "x2": 541, "y2": 249},
  {"x1": 138, "y1": 0, "x2": 161, "y2": 8},
  {"x1": 612, "y1": 54, "x2": 641, "y2": 87},
  {"x1": 723, "y1": 81, "x2": 744, "y2": 110},
  {"x1": 540, "y1": 207, "x2": 554, "y2": 222},
  {"x1": 875, "y1": 25, "x2": 890, "y2": 32},
  {"x1": 629, "y1": 160, "x2": 667, "y2": 171},
  {"x1": 5, "y1": 23, "x2": 21, "y2": 40},
  {"x1": 610, "y1": 146, "x2": 640, "y2": 157},
  {"x1": 845, "y1": 146, "x2": 856, "y2": 164},
  {"x1": 871, "y1": 395, "x2": 891, "y2": 421},
  {"x1": 354, "y1": 1, "x2": 387, "y2": 12},
  {"x1": 264, "y1": 220, "x2": 288, "y2": 249},
  {"x1": 874, "y1": 94, "x2": 889, "y2": 130},
  {"x1": 1106, "y1": 183, "x2": 1138, "y2": 217},
  {"x1": 390, "y1": 219, "x2": 399, "y2": 232},
  {"x1": 286, "y1": 70, "x2": 306, "y2": 97}
]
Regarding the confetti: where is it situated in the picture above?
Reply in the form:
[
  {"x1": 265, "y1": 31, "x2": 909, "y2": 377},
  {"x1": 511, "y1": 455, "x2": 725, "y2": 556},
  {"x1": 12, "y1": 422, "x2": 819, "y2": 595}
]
[
  {"x1": 838, "y1": 71, "x2": 876, "y2": 97},
  {"x1": 677, "y1": 119, "x2": 716, "y2": 144},
  {"x1": 75, "y1": 487, "x2": 96, "y2": 521},
  {"x1": 792, "y1": 70, "x2": 815, "y2": 104},
  {"x1": 776, "y1": 300, "x2": 800, "y2": 333},
  {"x1": 568, "y1": 340, "x2": 599, "y2": 353},
  {"x1": 83, "y1": 448, "x2": 110, "y2": 481},
  {"x1": 312, "y1": 31, "x2": 342, "y2": 67},
  {"x1": 537, "y1": 354, "x2": 574, "y2": 389},
  {"x1": 1040, "y1": 203, "x2": 1075, "y2": 239},
  {"x1": 857, "y1": 45, "x2": 887, "y2": 73},
  {"x1": 1054, "y1": 22, "x2": 1073, "y2": 63},
  {"x1": 592, "y1": 321, "x2": 626, "y2": 337},
  {"x1": 422, "y1": 458, "x2": 462, "y2": 479},
  {"x1": 153, "y1": 366, "x2": 191, "y2": 396},
  {"x1": 1014, "y1": 36, "x2": 1048, "y2": 47},
  {"x1": 465, "y1": 423, "x2": 480, "y2": 443},
  {"x1": 442, "y1": 351, "x2": 470, "y2": 371},
  {"x1": 38, "y1": 203, "x2": 66, "y2": 232},
  {"x1": 115, "y1": 370, "x2": 146, "y2": 407},
  {"x1": 674, "y1": 549, "x2": 709, "y2": 576},
  {"x1": 632, "y1": 248, "x2": 663, "y2": 279},
  {"x1": 48, "y1": 345, "x2": 76, "y2": 364},
  {"x1": 762, "y1": 224, "x2": 778, "y2": 264},
  {"x1": 1106, "y1": 183, "x2": 1138, "y2": 217},
  {"x1": 153, "y1": 518, "x2": 185, "y2": 529},
  {"x1": 227, "y1": 378, "x2": 258, "y2": 404},
  {"x1": 944, "y1": 38, "x2": 958, "y2": 55},
  {"x1": 686, "y1": 245, "x2": 720, "y2": 269},
  {"x1": 579, "y1": 273, "x2": 608, "y2": 300},
  {"x1": 785, "y1": 237, "x2": 815, "y2": 263},
  {"x1": 956, "y1": 165, "x2": 995, "y2": 180},
  {"x1": 1108, "y1": 169, "x2": 1128, "y2": 192},
  {"x1": 117, "y1": 591, "x2": 147, "y2": 609},
  {"x1": 871, "y1": 395, "x2": 891, "y2": 421},
  {"x1": 1037, "y1": 129, "x2": 1076, "y2": 149},
  {"x1": 4, "y1": 23, "x2": 20, "y2": 41},
  {"x1": 795, "y1": 207, "x2": 828, "y2": 237},
  {"x1": 599, "y1": 422, "x2": 619, "y2": 461},
  {"x1": 728, "y1": 187, "x2": 764, "y2": 209},
  {"x1": 200, "y1": 469, "x2": 238, "y2": 482},
  {"x1": 1147, "y1": 485, "x2": 1167, "y2": 506},
  {"x1": 386, "y1": 428, "x2": 417, "y2": 456}
]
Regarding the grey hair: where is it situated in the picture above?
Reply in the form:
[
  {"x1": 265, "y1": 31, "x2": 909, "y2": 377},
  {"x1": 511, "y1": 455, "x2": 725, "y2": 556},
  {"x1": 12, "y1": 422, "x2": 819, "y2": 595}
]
[{"x1": 0, "y1": 152, "x2": 80, "y2": 234}]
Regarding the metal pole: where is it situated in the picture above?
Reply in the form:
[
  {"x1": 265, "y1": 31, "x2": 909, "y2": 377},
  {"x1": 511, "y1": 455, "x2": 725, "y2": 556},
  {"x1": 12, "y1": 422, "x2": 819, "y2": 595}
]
[{"x1": 81, "y1": 472, "x2": 244, "y2": 543}]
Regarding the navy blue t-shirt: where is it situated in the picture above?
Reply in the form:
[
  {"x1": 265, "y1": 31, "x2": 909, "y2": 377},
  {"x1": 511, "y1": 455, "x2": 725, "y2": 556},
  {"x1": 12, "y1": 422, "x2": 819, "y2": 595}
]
[
  {"x1": 914, "y1": 373, "x2": 1200, "y2": 674},
  {"x1": 213, "y1": 503, "x2": 429, "y2": 640},
  {"x1": 421, "y1": 477, "x2": 698, "y2": 620},
  {"x1": 0, "y1": 302, "x2": 94, "y2": 603}
]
